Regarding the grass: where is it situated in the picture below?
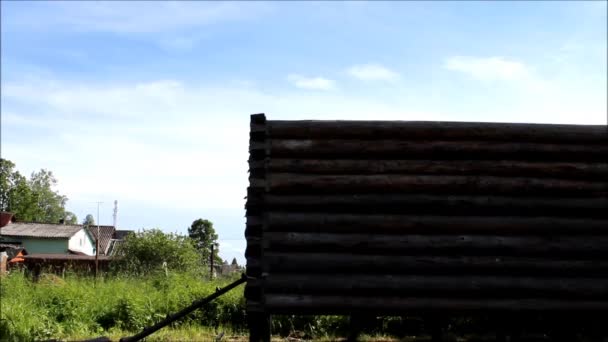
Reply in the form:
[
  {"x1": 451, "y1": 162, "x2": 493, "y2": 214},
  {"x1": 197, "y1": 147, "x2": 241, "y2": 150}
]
[
  {"x1": 2, "y1": 270, "x2": 602, "y2": 341},
  {"x1": 0, "y1": 270, "x2": 421, "y2": 341},
  {"x1": 0, "y1": 270, "x2": 248, "y2": 341}
]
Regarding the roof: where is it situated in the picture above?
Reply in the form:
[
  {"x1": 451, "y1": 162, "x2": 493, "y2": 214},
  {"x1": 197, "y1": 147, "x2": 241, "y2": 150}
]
[
  {"x1": 0, "y1": 244, "x2": 27, "y2": 259},
  {"x1": 114, "y1": 230, "x2": 134, "y2": 240},
  {"x1": 106, "y1": 239, "x2": 125, "y2": 256},
  {"x1": 0, "y1": 222, "x2": 84, "y2": 239},
  {"x1": 0, "y1": 243, "x2": 22, "y2": 250},
  {"x1": 24, "y1": 253, "x2": 111, "y2": 261},
  {"x1": 87, "y1": 225, "x2": 115, "y2": 255}
]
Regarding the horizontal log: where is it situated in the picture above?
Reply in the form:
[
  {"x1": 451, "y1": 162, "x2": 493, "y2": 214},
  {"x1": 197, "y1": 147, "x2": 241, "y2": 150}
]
[
  {"x1": 249, "y1": 141, "x2": 267, "y2": 152},
  {"x1": 245, "y1": 239, "x2": 262, "y2": 258},
  {"x1": 259, "y1": 253, "x2": 608, "y2": 276},
  {"x1": 245, "y1": 225, "x2": 262, "y2": 238},
  {"x1": 260, "y1": 274, "x2": 608, "y2": 298},
  {"x1": 264, "y1": 140, "x2": 608, "y2": 161},
  {"x1": 262, "y1": 120, "x2": 608, "y2": 143},
  {"x1": 249, "y1": 177, "x2": 266, "y2": 188},
  {"x1": 266, "y1": 174, "x2": 608, "y2": 196},
  {"x1": 263, "y1": 233, "x2": 608, "y2": 257},
  {"x1": 260, "y1": 295, "x2": 608, "y2": 314},
  {"x1": 250, "y1": 113, "x2": 266, "y2": 125},
  {"x1": 265, "y1": 213, "x2": 608, "y2": 234},
  {"x1": 263, "y1": 159, "x2": 608, "y2": 180},
  {"x1": 261, "y1": 195, "x2": 608, "y2": 217}
]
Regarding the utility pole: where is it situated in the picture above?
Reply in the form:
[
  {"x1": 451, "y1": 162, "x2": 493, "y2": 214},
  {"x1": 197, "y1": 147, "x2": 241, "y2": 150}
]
[{"x1": 95, "y1": 201, "x2": 103, "y2": 278}]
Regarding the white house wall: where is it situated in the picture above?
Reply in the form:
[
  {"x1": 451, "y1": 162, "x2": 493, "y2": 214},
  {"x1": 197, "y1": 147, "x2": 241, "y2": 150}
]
[{"x1": 68, "y1": 229, "x2": 95, "y2": 256}]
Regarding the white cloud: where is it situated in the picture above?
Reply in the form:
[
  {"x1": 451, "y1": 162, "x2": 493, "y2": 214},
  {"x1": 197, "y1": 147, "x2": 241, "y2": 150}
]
[
  {"x1": 4, "y1": 2, "x2": 273, "y2": 34},
  {"x1": 2, "y1": 77, "x2": 451, "y2": 215},
  {"x1": 444, "y1": 56, "x2": 531, "y2": 81},
  {"x1": 287, "y1": 74, "x2": 336, "y2": 90},
  {"x1": 3, "y1": 72, "x2": 605, "y2": 218},
  {"x1": 347, "y1": 64, "x2": 400, "y2": 81}
]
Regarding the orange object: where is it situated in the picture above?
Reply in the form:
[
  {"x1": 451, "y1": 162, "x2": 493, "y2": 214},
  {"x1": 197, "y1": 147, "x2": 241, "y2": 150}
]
[{"x1": 9, "y1": 250, "x2": 25, "y2": 263}]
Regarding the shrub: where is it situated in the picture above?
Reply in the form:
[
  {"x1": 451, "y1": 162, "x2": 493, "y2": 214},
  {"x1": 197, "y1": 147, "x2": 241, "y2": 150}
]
[{"x1": 111, "y1": 228, "x2": 203, "y2": 276}]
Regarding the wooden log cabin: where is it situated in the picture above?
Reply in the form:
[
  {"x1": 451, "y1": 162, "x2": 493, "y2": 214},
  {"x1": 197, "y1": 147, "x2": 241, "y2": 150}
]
[{"x1": 245, "y1": 113, "x2": 608, "y2": 341}]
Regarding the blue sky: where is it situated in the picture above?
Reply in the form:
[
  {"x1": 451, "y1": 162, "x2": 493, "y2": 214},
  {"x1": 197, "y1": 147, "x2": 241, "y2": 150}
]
[{"x1": 1, "y1": 1, "x2": 607, "y2": 264}]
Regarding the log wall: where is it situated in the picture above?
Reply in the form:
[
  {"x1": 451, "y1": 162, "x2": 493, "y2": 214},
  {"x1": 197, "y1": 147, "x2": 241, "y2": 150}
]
[{"x1": 245, "y1": 113, "x2": 608, "y2": 315}]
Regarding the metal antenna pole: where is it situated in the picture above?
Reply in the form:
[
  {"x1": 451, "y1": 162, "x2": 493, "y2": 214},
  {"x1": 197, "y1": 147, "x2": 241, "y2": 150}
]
[{"x1": 95, "y1": 201, "x2": 103, "y2": 277}]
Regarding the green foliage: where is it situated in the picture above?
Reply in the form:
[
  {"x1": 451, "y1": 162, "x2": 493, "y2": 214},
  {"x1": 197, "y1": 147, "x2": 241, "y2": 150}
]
[
  {"x1": 64, "y1": 211, "x2": 78, "y2": 224},
  {"x1": 112, "y1": 228, "x2": 203, "y2": 276},
  {"x1": 0, "y1": 158, "x2": 76, "y2": 224},
  {"x1": 0, "y1": 271, "x2": 248, "y2": 341},
  {"x1": 1, "y1": 271, "x2": 543, "y2": 341},
  {"x1": 83, "y1": 214, "x2": 95, "y2": 226},
  {"x1": 28, "y1": 169, "x2": 68, "y2": 223},
  {"x1": 187, "y1": 218, "x2": 221, "y2": 264}
]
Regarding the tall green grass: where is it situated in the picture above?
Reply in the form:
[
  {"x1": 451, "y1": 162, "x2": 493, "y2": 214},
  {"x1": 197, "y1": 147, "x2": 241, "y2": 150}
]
[
  {"x1": 0, "y1": 270, "x2": 247, "y2": 341},
  {"x1": 0, "y1": 271, "x2": 360, "y2": 341},
  {"x1": 2, "y1": 270, "x2": 544, "y2": 341}
]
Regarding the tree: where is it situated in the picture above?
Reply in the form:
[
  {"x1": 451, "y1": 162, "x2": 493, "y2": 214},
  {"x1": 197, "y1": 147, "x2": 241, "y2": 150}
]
[
  {"x1": 0, "y1": 158, "x2": 16, "y2": 211},
  {"x1": 231, "y1": 257, "x2": 238, "y2": 266},
  {"x1": 28, "y1": 169, "x2": 68, "y2": 223},
  {"x1": 0, "y1": 158, "x2": 75, "y2": 223},
  {"x1": 1, "y1": 159, "x2": 32, "y2": 214},
  {"x1": 112, "y1": 228, "x2": 202, "y2": 275},
  {"x1": 83, "y1": 214, "x2": 95, "y2": 226},
  {"x1": 64, "y1": 212, "x2": 78, "y2": 224},
  {"x1": 187, "y1": 218, "x2": 220, "y2": 265}
]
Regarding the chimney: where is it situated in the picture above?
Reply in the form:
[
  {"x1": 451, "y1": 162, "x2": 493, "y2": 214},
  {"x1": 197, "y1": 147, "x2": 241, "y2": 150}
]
[{"x1": 0, "y1": 212, "x2": 13, "y2": 228}]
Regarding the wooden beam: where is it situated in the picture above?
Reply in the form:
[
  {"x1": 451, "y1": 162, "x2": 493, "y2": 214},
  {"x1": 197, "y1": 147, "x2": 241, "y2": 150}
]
[
  {"x1": 260, "y1": 253, "x2": 608, "y2": 276},
  {"x1": 263, "y1": 232, "x2": 608, "y2": 257},
  {"x1": 261, "y1": 273, "x2": 608, "y2": 298},
  {"x1": 262, "y1": 295, "x2": 608, "y2": 313},
  {"x1": 261, "y1": 195, "x2": 608, "y2": 217},
  {"x1": 265, "y1": 213, "x2": 608, "y2": 234},
  {"x1": 266, "y1": 174, "x2": 608, "y2": 196},
  {"x1": 265, "y1": 120, "x2": 608, "y2": 143},
  {"x1": 268, "y1": 139, "x2": 608, "y2": 161},
  {"x1": 265, "y1": 159, "x2": 608, "y2": 180}
]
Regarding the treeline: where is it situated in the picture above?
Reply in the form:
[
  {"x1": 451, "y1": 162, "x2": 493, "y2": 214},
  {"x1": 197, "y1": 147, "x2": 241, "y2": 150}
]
[{"x1": 0, "y1": 158, "x2": 77, "y2": 224}]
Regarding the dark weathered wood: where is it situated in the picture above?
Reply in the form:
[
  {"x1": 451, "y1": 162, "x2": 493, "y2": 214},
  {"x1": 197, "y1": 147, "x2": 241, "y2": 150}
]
[
  {"x1": 245, "y1": 282, "x2": 263, "y2": 301},
  {"x1": 262, "y1": 195, "x2": 608, "y2": 217},
  {"x1": 247, "y1": 312, "x2": 270, "y2": 342},
  {"x1": 265, "y1": 159, "x2": 608, "y2": 180},
  {"x1": 261, "y1": 274, "x2": 608, "y2": 298},
  {"x1": 262, "y1": 295, "x2": 608, "y2": 313},
  {"x1": 265, "y1": 213, "x2": 608, "y2": 234},
  {"x1": 249, "y1": 141, "x2": 268, "y2": 152},
  {"x1": 250, "y1": 113, "x2": 266, "y2": 125},
  {"x1": 245, "y1": 238, "x2": 262, "y2": 258},
  {"x1": 264, "y1": 120, "x2": 608, "y2": 143},
  {"x1": 260, "y1": 253, "x2": 608, "y2": 276},
  {"x1": 267, "y1": 139, "x2": 608, "y2": 161},
  {"x1": 267, "y1": 174, "x2": 608, "y2": 196},
  {"x1": 263, "y1": 232, "x2": 608, "y2": 257},
  {"x1": 248, "y1": 177, "x2": 266, "y2": 189},
  {"x1": 246, "y1": 114, "x2": 608, "y2": 325}
]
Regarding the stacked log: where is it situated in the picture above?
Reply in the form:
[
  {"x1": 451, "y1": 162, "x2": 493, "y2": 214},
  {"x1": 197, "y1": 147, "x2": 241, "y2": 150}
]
[{"x1": 246, "y1": 114, "x2": 608, "y2": 315}]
